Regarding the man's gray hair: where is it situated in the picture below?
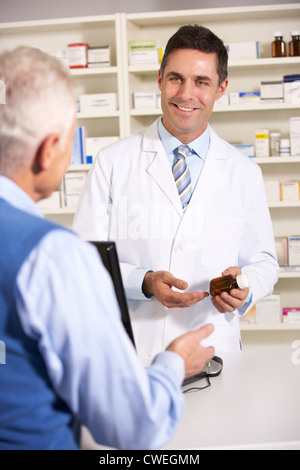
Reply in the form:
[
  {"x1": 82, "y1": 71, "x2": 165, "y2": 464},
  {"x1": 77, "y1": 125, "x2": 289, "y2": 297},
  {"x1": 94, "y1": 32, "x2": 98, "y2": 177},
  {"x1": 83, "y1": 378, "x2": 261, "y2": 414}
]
[{"x1": 0, "y1": 46, "x2": 75, "y2": 176}]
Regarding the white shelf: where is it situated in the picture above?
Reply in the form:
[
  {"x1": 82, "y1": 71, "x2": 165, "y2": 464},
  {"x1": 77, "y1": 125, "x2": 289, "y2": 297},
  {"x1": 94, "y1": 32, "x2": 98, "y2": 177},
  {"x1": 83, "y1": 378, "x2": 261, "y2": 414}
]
[
  {"x1": 77, "y1": 111, "x2": 120, "y2": 119},
  {"x1": 268, "y1": 201, "x2": 300, "y2": 208},
  {"x1": 70, "y1": 66, "x2": 118, "y2": 76},
  {"x1": 42, "y1": 207, "x2": 76, "y2": 215},
  {"x1": 278, "y1": 270, "x2": 300, "y2": 279},
  {"x1": 128, "y1": 57, "x2": 300, "y2": 74},
  {"x1": 214, "y1": 103, "x2": 300, "y2": 113},
  {"x1": 126, "y1": 4, "x2": 300, "y2": 26},
  {"x1": 254, "y1": 157, "x2": 300, "y2": 164},
  {"x1": 240, "y1": 322, "x2": 300, "y2": 331}
]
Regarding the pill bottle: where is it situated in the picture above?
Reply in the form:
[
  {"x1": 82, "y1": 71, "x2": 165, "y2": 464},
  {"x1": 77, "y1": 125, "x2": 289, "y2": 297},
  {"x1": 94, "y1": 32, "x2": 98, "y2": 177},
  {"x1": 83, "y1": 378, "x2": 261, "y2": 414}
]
[
  {"x1": 210, "y1": 274, "x2": 249, "y2": 297},
  {"x1": 270, "y1": 132, "x2": 281, "y2": 156},
  {"x1": 279, "y1": 138, "x2": 290, "y2": 156},
  {"x1": 272, "y1": 32, "x2": 286, "y2": 58},
  {"x1": 289, "y1": 31, "x2": 300, "y2": 57}
]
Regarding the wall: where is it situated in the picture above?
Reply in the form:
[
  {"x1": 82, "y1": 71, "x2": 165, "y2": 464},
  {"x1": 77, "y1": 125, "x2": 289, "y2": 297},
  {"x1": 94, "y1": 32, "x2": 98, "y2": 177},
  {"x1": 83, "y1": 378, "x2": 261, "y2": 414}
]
[{"x1": 0, "y1": 0, "x2": 297, "y2": 22}]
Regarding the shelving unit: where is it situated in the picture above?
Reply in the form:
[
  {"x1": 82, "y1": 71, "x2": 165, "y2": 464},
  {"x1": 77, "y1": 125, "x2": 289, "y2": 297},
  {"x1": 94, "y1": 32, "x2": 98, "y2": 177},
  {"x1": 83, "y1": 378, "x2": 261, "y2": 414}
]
[
  {"x1": 0, "y1": 14, "x2": 126, "y2": 140},
  {"x1": 1, "y1": 4, "x2": 300, "y2": 349}
]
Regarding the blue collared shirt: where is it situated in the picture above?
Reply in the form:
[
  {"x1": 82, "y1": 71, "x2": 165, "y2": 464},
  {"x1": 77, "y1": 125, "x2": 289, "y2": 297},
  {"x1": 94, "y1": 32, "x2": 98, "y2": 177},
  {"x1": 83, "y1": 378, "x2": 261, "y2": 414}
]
[
  {"x1": 158, "y1": 117, "x2": 210, "y2": 193},
  {"x1": 0, "y1": 175, "x2": 185, "y2": 450}
]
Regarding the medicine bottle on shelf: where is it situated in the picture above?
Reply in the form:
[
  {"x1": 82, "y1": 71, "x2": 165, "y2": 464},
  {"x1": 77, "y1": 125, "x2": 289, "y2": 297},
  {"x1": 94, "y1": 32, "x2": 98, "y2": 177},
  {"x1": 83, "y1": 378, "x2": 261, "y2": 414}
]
[
  {"x1": 210, "y1": 274, "x2": 249, "y2": 297},
  {"x1": 289, "y1": 31, "x2": 300, "y2": 57},
  {"x1": 272, "y1": 32, "x2": 286, "y2": 57}
]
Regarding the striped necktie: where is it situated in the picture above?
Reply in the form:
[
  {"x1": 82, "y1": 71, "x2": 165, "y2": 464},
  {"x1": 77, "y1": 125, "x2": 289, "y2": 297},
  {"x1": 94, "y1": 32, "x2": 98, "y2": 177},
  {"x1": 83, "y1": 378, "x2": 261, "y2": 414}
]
[{"x1": 173, "y1": 145, "x2": 192, "y2": 209}]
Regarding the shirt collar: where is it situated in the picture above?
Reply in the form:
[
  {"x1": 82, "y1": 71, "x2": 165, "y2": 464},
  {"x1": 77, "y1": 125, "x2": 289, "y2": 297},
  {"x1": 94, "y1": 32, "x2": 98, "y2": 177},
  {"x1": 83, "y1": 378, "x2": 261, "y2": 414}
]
[
  {"x1": 0, "y1": 175, "x2": 43, "y2": 218},
  {"x1": 158, "y1": 117, "x2": 210, "y2": 161}
]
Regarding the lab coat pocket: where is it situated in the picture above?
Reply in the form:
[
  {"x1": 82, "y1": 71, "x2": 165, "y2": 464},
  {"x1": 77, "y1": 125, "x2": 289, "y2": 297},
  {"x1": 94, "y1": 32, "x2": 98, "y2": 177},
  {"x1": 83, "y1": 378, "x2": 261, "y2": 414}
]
[{"x1": 201, "y1": 214, "x2": 245, "y2": 268}]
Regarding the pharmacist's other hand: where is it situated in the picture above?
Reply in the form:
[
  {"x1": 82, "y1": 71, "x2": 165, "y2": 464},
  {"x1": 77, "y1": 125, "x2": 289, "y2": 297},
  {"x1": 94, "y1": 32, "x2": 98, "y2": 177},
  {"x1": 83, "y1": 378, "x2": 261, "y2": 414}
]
[
  {"x1": 142, "y1": 270, "x2": 209, "y2": 308},
  {"x1": 211, "y1": 266, "x2": 249, "y2": 314}
]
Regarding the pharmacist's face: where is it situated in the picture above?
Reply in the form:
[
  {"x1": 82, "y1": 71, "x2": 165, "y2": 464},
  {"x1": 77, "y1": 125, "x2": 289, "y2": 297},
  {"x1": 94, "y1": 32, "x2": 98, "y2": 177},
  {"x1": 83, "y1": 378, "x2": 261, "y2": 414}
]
[{"x1": 158, "y1": 49, "x2": 228, "y2": 143}]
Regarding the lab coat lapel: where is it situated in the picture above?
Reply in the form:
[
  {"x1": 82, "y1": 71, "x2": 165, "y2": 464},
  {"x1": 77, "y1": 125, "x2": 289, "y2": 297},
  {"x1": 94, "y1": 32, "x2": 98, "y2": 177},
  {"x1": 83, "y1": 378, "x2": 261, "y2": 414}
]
[{"x1": 143, "y1": 120, "x2": 183, "y2": 216}]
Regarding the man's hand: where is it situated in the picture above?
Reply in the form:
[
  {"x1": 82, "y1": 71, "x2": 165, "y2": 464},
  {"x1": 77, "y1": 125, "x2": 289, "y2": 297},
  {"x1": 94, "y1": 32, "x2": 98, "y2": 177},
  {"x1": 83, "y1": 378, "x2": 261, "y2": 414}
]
[
  {"x1": 167, "y1": 324, "x2": 215, "y2": 379},
  {"x1": 142, "y1": 270, "x2": 209, "y2": 308},
  {"x1": 211, "y1": 266, "x2": 249, "y2": 314}
]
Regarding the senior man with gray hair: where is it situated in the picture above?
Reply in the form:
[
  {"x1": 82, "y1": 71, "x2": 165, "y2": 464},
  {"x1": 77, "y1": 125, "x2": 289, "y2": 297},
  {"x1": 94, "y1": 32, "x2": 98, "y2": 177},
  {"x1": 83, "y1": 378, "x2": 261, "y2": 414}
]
[{"x1": 0, "y1": 46, "x2": 214, "y2": 450}]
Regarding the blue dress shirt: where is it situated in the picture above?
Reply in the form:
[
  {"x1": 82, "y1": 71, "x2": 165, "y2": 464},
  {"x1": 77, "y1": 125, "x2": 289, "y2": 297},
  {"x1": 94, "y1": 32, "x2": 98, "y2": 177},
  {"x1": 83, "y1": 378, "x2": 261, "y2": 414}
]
[{"x1": 0, "y1": 175, "x2": 185, "y2": 450}]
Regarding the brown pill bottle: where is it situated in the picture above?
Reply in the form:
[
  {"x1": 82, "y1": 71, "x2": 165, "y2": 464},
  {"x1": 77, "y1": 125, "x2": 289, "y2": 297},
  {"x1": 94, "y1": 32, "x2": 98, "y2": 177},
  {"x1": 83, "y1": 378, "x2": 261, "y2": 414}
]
[
  {"x1": 289, "y1": 31, "x2": 300, "y2": 57},
  {"x1": 210, "y1": 274, "x2": 249, "y2": 297},
  {"x1": 272, "y1": 32, "x2": 286, "y2": 58}
]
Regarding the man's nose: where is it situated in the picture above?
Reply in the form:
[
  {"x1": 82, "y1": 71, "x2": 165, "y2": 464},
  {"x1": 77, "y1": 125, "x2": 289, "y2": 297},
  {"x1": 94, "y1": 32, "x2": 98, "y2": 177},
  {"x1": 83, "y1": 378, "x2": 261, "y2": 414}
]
[{"x1": 177, "y1": 80, "x2": 195, "y2": 101}]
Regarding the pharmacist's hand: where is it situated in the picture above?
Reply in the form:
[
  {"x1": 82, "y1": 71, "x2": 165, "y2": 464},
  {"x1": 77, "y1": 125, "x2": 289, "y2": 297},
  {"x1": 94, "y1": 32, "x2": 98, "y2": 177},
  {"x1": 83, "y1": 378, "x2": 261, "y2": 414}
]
[
  {"x1": 166, "y1": 324, "x2": 215, "y2": 379},
  {"x1": 211, "y1": 266, "x2": 249, "y2": 314},
  {"x1": 142, "y1": 270, "x2": 209, "y2": 308}
]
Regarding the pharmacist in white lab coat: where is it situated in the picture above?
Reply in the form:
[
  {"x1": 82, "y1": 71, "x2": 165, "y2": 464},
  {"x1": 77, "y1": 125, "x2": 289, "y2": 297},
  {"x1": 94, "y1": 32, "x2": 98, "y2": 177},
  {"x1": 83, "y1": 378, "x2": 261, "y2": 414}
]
[{"x1": 73, "y1": 25, "x2": 279, "y2": 363}]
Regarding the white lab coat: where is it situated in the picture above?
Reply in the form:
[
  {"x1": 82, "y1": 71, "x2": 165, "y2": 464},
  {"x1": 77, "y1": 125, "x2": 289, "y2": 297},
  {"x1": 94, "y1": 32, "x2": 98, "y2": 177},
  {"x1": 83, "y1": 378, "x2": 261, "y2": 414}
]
[{"x1": 73, "y1": 119, "x2": 278, "y2": 363}]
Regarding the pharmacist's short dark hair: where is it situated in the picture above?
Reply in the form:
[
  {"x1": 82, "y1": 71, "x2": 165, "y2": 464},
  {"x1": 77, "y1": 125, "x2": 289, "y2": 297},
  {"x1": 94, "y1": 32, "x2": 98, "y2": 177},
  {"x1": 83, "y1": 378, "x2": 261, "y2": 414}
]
[{"x1": 160, "y1": 24, "x2": 228, "y2": 86}]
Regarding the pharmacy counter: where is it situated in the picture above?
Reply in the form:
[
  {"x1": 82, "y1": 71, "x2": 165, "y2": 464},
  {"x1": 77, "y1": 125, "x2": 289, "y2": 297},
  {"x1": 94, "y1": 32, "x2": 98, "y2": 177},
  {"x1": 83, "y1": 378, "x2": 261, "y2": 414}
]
[{"x1": 163, "y1": 347, "x2": 300, "y2": 450}]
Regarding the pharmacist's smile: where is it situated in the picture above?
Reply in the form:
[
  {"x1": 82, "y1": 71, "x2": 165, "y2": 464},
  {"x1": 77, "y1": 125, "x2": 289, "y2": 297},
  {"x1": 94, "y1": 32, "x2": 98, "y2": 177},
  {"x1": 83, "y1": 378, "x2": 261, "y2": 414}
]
[{"x1": 171, "y1": 100, "x2": 202, "y2": 113}]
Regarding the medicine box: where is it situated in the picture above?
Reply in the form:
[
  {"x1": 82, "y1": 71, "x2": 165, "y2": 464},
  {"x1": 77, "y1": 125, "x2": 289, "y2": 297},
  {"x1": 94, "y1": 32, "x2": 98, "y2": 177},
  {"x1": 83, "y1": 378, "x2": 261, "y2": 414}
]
[
  {"x1": 63, "y1": 172, "x2": 87, "y2": 209},
  {"x1": 67, "y1": 43, "x2": 88, "y2": 68},
  {"x1": 234, "y1": 145, "x2": 255, "y2": 158},
  {"x1": 260, "y1": 81, "x2": 283, "y2": 102},
  {"x1": 129, "y1": 40, "x2": 161, "y2": 65},
  {"x1": 230, "y1": 92, "x2": 261, "y2": 105},
  {"x1": 239, "y1": 92, "x2": 261, "y2": 104},
  {"x1": 37, "y1": 191, "x2": 61, "y2": 210},
  {"x1": 264, "y1": 180, "x2": 280, "y2": 202},
  {"x1": 225, "y1": 41, "x2": 260, "y2": 60},
  {"x1": 255, "y1": 294, "x2": 281, "y2": 324},
  {"x1": 85, "y1": 136, "x2": 119, "y2": 161},
  {"x1": 280, "y1": 182, "x2": 300, "y2": 201},
  {"x1": 283, "y1": 75, "x2": 300, "y2": 103},
  {"x1": 290, "y1": 117, "x2": 300, "y2": 156},
  {"x1": 283, "y1": 308, "x2": 300, "y2": 323},
  {"x1": 79, "y1": 93, "x2": 118, "y2": 113},
  {"x1": 255, "y1": 129, "x2": 269, "y2": 157},
  {"x1": 288, "y1": 236, "x2": 300, "y2": 266},
  {"x1": 133, "y1": 91, "x2": 157, "y2": 109},
  {"x1": 71, "y1": 126, "x2": 85, "y2": 165},
  {"x1": 87, "y1": 46, "x2": 110, "y2": 67},
  {"x1": 275, "y1": 237, "x2": 288, "y2": 266}
]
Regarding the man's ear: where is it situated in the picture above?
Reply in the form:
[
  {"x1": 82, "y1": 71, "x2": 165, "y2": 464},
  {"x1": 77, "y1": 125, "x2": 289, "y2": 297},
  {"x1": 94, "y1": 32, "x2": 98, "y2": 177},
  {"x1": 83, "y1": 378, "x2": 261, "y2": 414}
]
[
  {"x1": 33, "y1": 134, "x2": 60, "y2": 173},
  {"x1": 158, "y1": 68, "x2": 162, "y2": 91},
  {"x1": 215, "y1": 78, "x2": 228, "y2": 102}
]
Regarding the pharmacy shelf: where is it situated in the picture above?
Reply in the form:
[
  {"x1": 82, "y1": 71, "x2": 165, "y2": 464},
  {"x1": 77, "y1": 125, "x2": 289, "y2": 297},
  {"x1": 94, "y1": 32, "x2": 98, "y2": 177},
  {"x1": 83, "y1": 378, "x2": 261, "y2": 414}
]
[
  {"x1": 268, "y1": 201, "x2": 300, "y2": 208},
  {"x1": 125, "y1": 4, "x2": 300, "y2": 26},
  {"x1": 70, "y1": 66, "x2": 118, "y2": 76},
  {"x1": 77, "y1": 111, "x2": 120, "y2": 119},
  {"x1": 68, "y1": 164, "x2": 92, "y2": 172},
  {"x1": 131, "y1": 103, "x2": 300, "y2": 116},
  {"x1": 128, "y1": 57, "x2": 300, "y2": 74},
  {"x1": 41, "y1": 207, "x2": 76, "y2": 215},
  {"x1": 240, "y1": 322, "x2": 300, "y2": 331},
  {"x1": 214, "y1": 103, "x2": 300, "y2": 113},
  {"x1": 278, "y1": 270, "x2": 300, "y2": 279},
  {"x1": 254, "y1": 157, "x2": 300, "y2": 164}
]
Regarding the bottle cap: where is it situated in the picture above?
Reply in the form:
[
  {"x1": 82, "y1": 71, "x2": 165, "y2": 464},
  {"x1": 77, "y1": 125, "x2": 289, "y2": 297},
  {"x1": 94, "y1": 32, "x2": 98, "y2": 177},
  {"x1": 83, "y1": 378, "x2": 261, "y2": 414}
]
[
  {"x1": 273, "y1": 32, "x2": 283, "y2": 38},
  {"x1": 236, "y1": 274, "x2": 249, "y2": 289},
  {"x1": 291, "y1": 31, "x2": 300, "y2": 37}
]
